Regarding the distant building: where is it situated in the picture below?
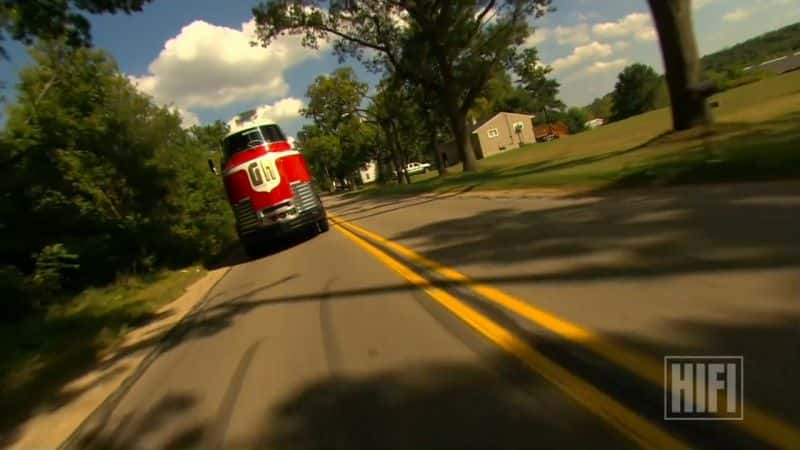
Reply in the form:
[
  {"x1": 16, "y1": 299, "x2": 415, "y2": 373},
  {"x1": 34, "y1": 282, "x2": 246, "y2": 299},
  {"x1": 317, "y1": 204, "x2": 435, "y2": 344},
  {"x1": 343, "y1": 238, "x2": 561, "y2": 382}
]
[
  {"x1": 438, "y1": 112, "x2": 537, "y2": 166},
  {"x1": 584, "y1": 118, "x2": 605, "y2": 129},
  {"x1": 359, "y1": 160, "x2": 377, "y2": 184},
  {"x1": 533, "y1": 122, "x2": 570, "y2": 141}
]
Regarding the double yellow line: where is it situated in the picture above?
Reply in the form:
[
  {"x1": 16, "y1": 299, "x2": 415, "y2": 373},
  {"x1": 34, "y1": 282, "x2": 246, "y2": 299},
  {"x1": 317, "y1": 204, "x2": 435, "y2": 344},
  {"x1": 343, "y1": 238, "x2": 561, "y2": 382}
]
[
  {"x1": 330, "y1": 213, "x2": 800, "y2": 450},
  {"x1": 330, "y1": 214, "x2": 690, "y2": 450}
]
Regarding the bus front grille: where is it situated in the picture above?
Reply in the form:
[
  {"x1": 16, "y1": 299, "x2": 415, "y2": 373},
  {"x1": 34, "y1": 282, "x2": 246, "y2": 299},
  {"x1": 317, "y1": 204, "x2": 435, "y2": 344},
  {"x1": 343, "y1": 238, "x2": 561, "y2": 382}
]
[
  {"x1": 233, "y1": 199, "x2": 260, "y2": 234},
  {"x1": 291, "y1": 182, "x2": 319, "y2": 212}
]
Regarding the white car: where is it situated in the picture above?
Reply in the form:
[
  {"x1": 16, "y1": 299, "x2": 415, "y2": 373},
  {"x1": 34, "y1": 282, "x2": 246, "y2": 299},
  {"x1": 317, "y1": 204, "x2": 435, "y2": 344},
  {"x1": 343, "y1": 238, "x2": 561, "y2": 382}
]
[{"x1": 406, "y1": 161, "x2": 432, "y2": 175}]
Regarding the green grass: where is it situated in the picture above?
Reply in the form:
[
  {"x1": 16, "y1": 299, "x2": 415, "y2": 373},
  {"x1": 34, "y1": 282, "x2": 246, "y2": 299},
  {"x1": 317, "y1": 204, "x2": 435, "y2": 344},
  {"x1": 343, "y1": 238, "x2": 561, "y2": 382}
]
[
  {"x1": 0, "y1": 267, "x2": 206, "y2": 433},
  {"x1": 356, "y1": 71, "x2": 800, "y2": 197}
]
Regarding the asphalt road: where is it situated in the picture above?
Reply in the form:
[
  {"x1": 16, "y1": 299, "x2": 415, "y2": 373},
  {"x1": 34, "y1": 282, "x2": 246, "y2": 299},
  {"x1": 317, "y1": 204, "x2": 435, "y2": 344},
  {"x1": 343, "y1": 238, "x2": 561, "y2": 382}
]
[{"x1": 66, "y1": 181, "x2": 800, "y2": 450}]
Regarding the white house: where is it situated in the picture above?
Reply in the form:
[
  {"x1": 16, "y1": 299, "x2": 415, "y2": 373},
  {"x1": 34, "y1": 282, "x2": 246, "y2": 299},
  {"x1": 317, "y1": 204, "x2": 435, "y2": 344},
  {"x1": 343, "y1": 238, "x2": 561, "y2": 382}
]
[
  {"x1": 584, "y1": 118, "x2": 605, "y2": 129},
  {"x1": 359, "y1": 160, "x2": 378, "y2": 184}
]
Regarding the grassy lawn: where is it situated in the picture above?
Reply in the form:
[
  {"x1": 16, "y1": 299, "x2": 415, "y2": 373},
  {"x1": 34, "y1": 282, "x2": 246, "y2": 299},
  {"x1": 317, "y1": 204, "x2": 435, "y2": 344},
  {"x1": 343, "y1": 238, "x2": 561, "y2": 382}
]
[
  {"x1": 0, "y1": 267, "x2": 206, "y2": 433},
  {"x1": 355, "y1": 71, "x2": 800, "y2": 197}
]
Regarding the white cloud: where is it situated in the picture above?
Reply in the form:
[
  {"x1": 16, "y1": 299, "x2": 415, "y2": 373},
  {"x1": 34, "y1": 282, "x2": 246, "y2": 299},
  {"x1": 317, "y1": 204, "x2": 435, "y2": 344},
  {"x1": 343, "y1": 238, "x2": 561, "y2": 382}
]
[
  {"x1": 524, "y1": 28, "x2": 549, "y2": 47},
  {"x1": 550, "y1": 41, "x2": 613, "y2": 72},
  {"x1": 592, "y1": 12, "x2": 657, "y2": 42},
  {"x1": 612, "y1": 41, "x2": 630, "y2": 51},
  {"x1": 225, "y1": 97, "x2": 305, "y2": 130},
  {"x1": 693, "y1": 0, "x2": 715, "y2": 10},
  {"x1": 253, "y1": 97, "x2": 305, "y2": 121},
  {"x1": 475, "y1": 6, "x2": 498, "y2": 25},
  {"x1": 175, "y1": 107, "x2": 200, "y2": 128},
  {"x1": 585, "y1": 58, "x2": 628, "y2": 74},
  {"x1": 130, "y1": 19, "x2": 328, "y2": 115},
  {"x1": 723, "y1": 8, "x2": 751, "y2": 22},
  {"x1": 553, "y1": 23, "x2": 591, "y2": 45}
]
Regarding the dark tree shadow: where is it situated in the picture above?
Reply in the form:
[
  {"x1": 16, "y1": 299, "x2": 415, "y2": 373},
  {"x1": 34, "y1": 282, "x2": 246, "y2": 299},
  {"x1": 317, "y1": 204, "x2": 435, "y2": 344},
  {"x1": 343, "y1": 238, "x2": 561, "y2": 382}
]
[
  {"x1": 388, "y1": 181, "x2": 800, "y2": 280},
  {"x1": 62, "y1": 274, "x2": 800, "y2": 449},
  {"x1": 328, "y1": 184, "x2": 479, "y2": 222},
  {"x1": 204, "y1": 225, "x2": 324, "y2": 270}
]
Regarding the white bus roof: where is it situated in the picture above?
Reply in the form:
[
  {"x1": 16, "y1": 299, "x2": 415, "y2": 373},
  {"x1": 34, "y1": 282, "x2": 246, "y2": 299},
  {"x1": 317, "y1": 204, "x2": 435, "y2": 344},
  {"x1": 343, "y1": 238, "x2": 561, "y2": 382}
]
[{"x1": 225, "y1": 116, "x2": 278, "y2": 138}]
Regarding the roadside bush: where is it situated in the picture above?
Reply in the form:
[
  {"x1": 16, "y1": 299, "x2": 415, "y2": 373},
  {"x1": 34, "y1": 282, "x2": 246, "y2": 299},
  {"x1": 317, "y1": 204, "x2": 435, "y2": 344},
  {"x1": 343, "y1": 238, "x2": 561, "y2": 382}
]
[{"x1": 0, "y1": 41, "x2": 235, "y2": 315}]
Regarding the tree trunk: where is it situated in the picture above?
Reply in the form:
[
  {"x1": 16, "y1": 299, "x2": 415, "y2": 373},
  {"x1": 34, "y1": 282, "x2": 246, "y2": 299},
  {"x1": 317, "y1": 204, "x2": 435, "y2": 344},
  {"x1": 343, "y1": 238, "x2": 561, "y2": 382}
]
[
  {"x1": 322, "y1": 163, "x2": 333, "y2": 192},
  {"x1": 425, "y1": 109, "x2": 447, "y2": 176},
  {"x1": 647, "y1": 0, "x2": 712, "y2": 130},
  {"x1": 387, "y1": 121, "x2": 406, "y2": 184},
  {"x1": 433, "y1": 135, "x2": 447, "y2": 176},
  {"x1": 388, "y1": 143, "x2": 404, "y2": 184},
  {"x1": 449, "y1": 109, "x2": 477, "y2": 171},
  {"x1": 398, "y1": 148, "x2": 411, "y2": 184}
]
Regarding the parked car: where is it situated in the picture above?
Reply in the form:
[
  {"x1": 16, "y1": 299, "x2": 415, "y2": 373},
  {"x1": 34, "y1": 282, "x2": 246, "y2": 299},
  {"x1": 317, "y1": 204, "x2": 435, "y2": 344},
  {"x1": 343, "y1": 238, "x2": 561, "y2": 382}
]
[{"x1": 406, "y1": 161, "x2": 432, "y2": 175}]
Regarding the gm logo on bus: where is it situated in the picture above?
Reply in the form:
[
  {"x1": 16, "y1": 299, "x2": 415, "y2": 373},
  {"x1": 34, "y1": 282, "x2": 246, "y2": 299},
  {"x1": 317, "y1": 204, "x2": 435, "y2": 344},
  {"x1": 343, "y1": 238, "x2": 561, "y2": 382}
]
[{"x1": 246, "y1": 157, "x2": 281, "y2": 193}]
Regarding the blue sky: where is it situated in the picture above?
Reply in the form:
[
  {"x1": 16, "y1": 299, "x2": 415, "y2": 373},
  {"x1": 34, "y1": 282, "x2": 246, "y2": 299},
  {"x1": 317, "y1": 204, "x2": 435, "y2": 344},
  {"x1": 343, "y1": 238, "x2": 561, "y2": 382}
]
[{"x1": 1, "y1": 0, "x2": 798, "y2": 138}]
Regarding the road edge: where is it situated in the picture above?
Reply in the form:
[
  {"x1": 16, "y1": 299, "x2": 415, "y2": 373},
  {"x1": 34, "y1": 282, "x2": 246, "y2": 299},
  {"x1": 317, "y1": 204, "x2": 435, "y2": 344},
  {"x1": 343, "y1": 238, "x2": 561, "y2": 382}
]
[
  {"x1": 6, "y1": 265, "x2": 232, "y2": 450},
  {"x1": 57, "y1": 265, "x2": 232, "y2": 450}
]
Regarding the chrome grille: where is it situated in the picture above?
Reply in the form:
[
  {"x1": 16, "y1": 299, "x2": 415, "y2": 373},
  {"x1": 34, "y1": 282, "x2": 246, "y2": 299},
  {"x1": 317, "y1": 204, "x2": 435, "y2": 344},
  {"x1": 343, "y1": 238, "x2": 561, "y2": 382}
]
[
  {"x1": 291, "y1": 182, "x2": 319, "y2": 212},
  {"x1": 233, "y1": 199, "x2": 260, "y2": 234}
]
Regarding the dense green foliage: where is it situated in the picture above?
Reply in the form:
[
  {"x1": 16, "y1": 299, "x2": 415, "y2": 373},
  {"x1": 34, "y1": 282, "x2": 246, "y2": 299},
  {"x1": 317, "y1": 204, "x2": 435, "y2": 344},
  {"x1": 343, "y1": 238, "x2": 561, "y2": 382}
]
[
  {"x1": 701, "y1": 22, "x2": 799, "y2": 74},
  {"x1": 611, "y1": 63, "x2": 662, "y2": 121},
  {"x1": 0, "y1": 0, "x2": 153, "y2": 58},
  {"x1": 585, "y1": 93, "x2": 614, "y2": 120},
  {"x1": 563, "y1": 107, "x2": 589, "y2": 134},
  {"x1": 0, "y1": 42, "x2": 233, "y2": 319},
  {"x1": 297, "y1": 68, "x2": 378, "y2": 189},
  {"x1": 470, "y1": 51, "x2": 563, "y2": 124}
]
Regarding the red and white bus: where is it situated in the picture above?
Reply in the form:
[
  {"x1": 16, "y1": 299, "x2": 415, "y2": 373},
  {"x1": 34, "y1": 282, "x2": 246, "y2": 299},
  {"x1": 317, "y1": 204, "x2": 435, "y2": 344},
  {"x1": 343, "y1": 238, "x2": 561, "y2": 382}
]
[{"x1": 209, "y1": 113, "x2": 328, "y2": 257}]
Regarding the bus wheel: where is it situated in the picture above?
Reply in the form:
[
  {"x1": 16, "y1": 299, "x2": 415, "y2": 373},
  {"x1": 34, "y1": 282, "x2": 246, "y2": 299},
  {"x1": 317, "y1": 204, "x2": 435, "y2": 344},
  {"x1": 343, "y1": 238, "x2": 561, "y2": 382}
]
[
  {"x1": 242, "y1": 239, "x2": 261, "y2": 258},
  {"x1": 317, "y1": 218, "x2": 330, "y2": 233}
]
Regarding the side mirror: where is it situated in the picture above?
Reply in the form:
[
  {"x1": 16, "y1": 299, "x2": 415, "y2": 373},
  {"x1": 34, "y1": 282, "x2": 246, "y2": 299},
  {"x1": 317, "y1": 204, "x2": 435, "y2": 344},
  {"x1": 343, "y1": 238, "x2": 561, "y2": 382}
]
[{"x1": 208, "y1": 159, "x2": 218, "y2": 175}]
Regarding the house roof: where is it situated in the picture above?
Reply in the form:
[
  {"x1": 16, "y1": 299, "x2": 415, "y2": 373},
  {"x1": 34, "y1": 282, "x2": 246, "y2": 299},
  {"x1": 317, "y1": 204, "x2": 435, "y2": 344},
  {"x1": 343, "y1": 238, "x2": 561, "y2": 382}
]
[{"x1": 471, "y1": 111, "x2": 536, "y2": 134}]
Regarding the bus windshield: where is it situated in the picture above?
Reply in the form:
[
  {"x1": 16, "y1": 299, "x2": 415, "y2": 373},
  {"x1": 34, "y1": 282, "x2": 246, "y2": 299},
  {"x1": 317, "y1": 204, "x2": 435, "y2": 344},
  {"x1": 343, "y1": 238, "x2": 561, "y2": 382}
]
[{"x1": 222, "y1": 124, "x2": 287, "y2": 161}]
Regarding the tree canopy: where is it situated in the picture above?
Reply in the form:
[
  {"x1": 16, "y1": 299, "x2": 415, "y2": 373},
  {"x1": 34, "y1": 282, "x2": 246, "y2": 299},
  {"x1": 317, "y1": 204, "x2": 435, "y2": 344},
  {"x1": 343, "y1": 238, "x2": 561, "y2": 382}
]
[
  {"x1": 297, "y1": 68, "x2": 375, "y2": 189},
  {"x1": 0, "y1": 0, "x2": 153, "y2": 58},
  {"x1": 611, "y1": 63, "x2": 661, "y2": 121},
  {"x1": 251, "y1": 0, "x2": 552, "y2": 171},
  {"x1": 0, "y1": 41, "x2": 232, "y2": 317}
]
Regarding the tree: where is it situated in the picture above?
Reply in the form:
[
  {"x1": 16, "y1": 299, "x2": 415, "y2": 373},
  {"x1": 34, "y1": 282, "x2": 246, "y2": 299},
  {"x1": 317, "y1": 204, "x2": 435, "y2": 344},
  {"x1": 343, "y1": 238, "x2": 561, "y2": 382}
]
[
  {"x1": 611, "y1": 63, "x2": 661, "y2": 121},
  {"x1": 511, "y1": 47, "x2": 564, "y2": 113},
  {"x1": 368, "y1": 76, "x2": 435, "y2": 184},
  {"x1": 297, "y1": 125, "x2": 342, "y2": 190},
  {"x1": 1, "y1": 41, "x2": 233, "y2": 297},
  {"x1": 190, "y1": 120, "x2": 229, "y2": 153},
  {"x1": 251, "y1": 0, "x2": 552, "y2": 172},
  {"x1": 299, "y1": 68, "x2": 375, "y2": 189},
  {"x1": 564, "y1": 107, "x2": 589, "y2": 134},
  {"x1": 586, "y1": 93, "x2": 613, "y2": 120},
  {"x1": 0, "y1": 0, "x2": 154, "y2": 58},
  {"x1": 647, "y1": 0, "x2": 712, "y2": 130},
  {"x1": 302, "y1": 68, "x2": 368, "y2": 134}
]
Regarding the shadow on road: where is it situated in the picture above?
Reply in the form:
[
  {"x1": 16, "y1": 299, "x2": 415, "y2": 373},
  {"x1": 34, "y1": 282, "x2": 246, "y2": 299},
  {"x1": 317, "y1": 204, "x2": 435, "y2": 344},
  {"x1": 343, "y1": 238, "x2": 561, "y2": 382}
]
[
  {"x1": 327, "y1": 184, "x2": 478, "y2": 222},
  {"x1": 48, "y1": 182, "x2": 800, "y2": 449},
  {"x1": 205, "y1": 226, "x2": 323, "y2": 271},
  {"x1": 388, "y1": 181, "x2": 800, "y2": 281},
  {"x1": 69, "y1": 299, "x2": 800, "y2": 449}
]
